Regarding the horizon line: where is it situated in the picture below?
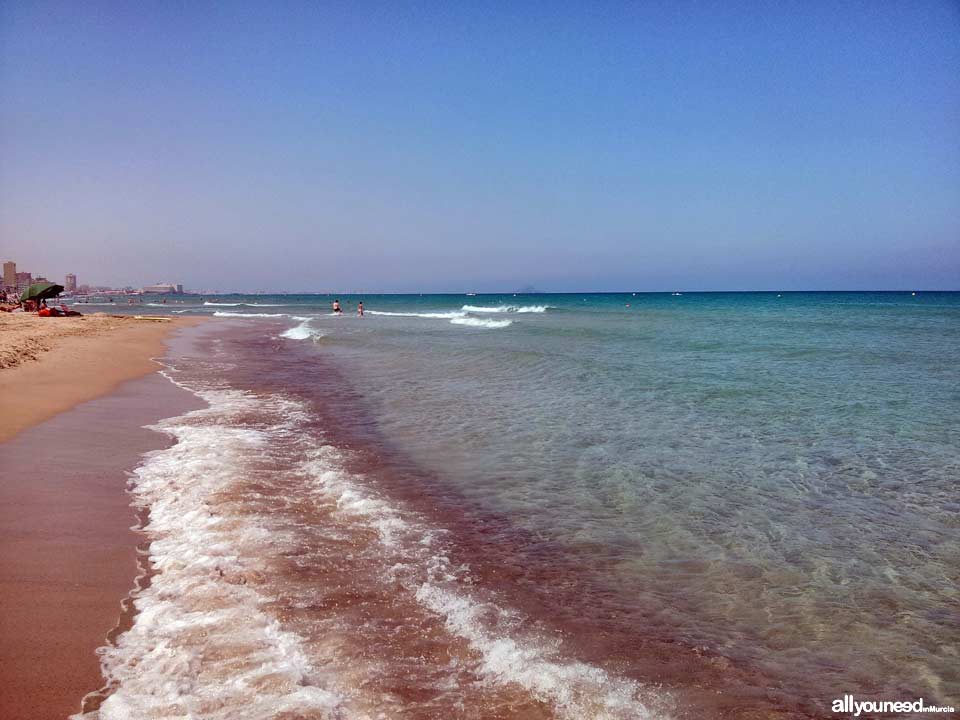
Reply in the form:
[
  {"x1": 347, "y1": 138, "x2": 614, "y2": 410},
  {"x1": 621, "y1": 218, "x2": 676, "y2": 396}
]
[{"x1": 96, "y1": 288, "x2": 959, "y2": 295}]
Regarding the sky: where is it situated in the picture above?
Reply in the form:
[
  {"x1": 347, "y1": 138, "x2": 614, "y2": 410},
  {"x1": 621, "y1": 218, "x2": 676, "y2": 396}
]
[{"x1": 1, "y1": 1, "x2": 958, "y2": 292}]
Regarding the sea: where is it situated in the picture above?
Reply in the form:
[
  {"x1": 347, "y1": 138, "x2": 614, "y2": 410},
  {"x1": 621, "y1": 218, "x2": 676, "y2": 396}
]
[{"x1": 70, "y1": 292, "x2": 959, "y2": 720}]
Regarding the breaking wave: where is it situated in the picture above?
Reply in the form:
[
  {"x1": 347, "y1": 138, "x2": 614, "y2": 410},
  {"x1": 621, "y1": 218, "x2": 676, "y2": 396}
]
[
  {"x1": 73, "y1": 369, "x2": 668, "y2": 719},
  {"x1": 366, "y1": 310, "x2": 465, "y2": 319},
  {"x1": 449, "y1": 316, "x2": 513, "y2": 329},
  {"x1": 461, "y1": 305, "x2": 550, "y2": 314},
  {"x1": 72, "y1": 390, "x2": 345, "y2": 720},
  {"x1": 367, "y1": 310, "x2": 514, "y2": 329},
  {"x1": 280, "y1": 319, "x2": 325, "y2": 341}
]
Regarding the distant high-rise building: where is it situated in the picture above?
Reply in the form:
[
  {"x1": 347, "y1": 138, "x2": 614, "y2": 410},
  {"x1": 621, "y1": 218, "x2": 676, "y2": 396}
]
[
  {"x1": 142, "y1": 282, "x2": 183, "y2": 294},
  {"x1": 3, "y1": 261, "x2": 15, "y2": 290},
  {"x1": 15, "y1": 271, "x2": 32, "y2": 292},
  {"x1": 65, "y1": 273, "x2": 77, "y2": 292}
]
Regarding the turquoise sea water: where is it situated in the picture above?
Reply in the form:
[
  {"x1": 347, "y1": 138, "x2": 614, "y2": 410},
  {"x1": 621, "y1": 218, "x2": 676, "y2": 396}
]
[{"x1": 76, "y1": 292, "x2": 959, "y2": 718}]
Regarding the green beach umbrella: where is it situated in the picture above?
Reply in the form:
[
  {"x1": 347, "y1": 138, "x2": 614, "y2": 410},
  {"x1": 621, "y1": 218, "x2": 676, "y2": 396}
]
[{"x1": 19, "y1": 282, "x2": 65, "y2": 304}]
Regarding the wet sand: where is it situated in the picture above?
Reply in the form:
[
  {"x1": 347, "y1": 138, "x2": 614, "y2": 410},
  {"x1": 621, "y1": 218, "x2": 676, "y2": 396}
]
[
  {"x1": 0, "y1": 314, "x2": 199, "y2": 442},
  {"x1": 0, "y1": 317, "x2": 205, "y2": 720},
  {"x1": 0, "y1": 373, "x2": 204, "y2": 720}
]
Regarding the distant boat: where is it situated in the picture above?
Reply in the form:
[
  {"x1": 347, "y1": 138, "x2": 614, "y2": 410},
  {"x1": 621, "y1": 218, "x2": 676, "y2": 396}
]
[{"x1": 466, "y1": 292, "x2": 477, "y2": 296}]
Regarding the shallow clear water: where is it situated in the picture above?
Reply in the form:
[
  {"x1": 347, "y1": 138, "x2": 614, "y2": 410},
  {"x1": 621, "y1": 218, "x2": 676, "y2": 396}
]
[{"x1": 77, "y1": 292, "x2": 960, "y2": 718}]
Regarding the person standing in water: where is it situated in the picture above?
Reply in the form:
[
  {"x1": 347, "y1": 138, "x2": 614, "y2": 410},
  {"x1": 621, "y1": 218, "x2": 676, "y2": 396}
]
[
  {"x1": 332, "y1": 299, "x2": 342, "y2": 315},
  {"x1": 357, "y1": 301, "x2": 364, "y2": 316}
]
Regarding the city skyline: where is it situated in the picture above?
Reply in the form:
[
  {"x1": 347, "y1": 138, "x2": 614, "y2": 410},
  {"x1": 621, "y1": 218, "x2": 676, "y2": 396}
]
[
  {"x1": 3, "y1": 250, "x2": 959, "y2": 295},
  {"x1": 2, "y1": 258, "x2": 75, "y2": 294}
]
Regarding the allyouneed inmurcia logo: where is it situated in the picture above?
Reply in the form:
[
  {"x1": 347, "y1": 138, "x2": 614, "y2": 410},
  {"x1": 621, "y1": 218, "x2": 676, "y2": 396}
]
[{"x1": 832, "y1": 695, "x2": 956, "y2": 716}]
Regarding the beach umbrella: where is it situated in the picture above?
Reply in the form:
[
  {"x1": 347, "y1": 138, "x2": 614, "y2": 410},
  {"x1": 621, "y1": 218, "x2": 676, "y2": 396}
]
[{"x1": 20, "y1": 282, "x2": 65, "y2": 304}]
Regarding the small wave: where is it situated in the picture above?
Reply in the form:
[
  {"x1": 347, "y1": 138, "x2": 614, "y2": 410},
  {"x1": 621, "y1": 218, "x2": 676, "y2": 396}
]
[
  {"x1": 84, "y1": 363, "x2": 670, "y2": 720},
  {"x1": 302, "y1": 445, "x2": 665, "y2": 720},
  {"x1": 416, "y1": 585, "x2": 665, "y2": 719},
  {"x1": 367, "y1": 310, "x2": 466, "y2": 319},
  {"x1": 449, "y1": 317, "x2": 513, "y2": 329},
  {"x1": 73, "y1": 390, "x2": 345, "y2": 720},
  {"x1": 366, "y1": 309, "x2": 513, "y2": 328},
  {"x1": 280, "y1": 319, "x2": 325, "y2": 341},
  {"x1": 461, "y1": 305, "x2": 549, "y2": 314}
]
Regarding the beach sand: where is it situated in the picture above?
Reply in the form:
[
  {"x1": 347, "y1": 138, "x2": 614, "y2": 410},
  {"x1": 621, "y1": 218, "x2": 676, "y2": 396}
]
[
  {"x1": 0, "y1": 313, "x2": 197, "y2": 442},
  {"x1": 0, "y1": 314, "x2": 204, "y2": 719}
]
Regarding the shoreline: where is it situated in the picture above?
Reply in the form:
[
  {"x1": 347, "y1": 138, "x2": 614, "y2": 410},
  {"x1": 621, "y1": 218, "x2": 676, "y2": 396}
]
[
  {"x1": 0, "y1": 314, "x2": 203, "y2": 443},
  {"x1": 0, "y1": 317, "x2": 205, "y2": 720},
  {"x1": 2, "y1": 305, "x2": 954, "y2": 717}
]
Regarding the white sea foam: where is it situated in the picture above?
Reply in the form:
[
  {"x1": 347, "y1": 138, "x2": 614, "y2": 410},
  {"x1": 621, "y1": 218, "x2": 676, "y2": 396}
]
[
  {"x1": 300, "y1": 448, "x2": 669, "y2": 720},
  {"x1": 80, "y1": 369, "x2": 667, "y2": 719},
  {"x1": 415, "y1": 584, "x2": 665, "y2": 720},
  {"x1": 450, "y1": 316, "x2": 513, "y2": 329},
  {"x1": 461, "y1": 304, "x2": 550, "y2": 313},
  {"x1": 280, "y1": 319, "x2": 325, "y2": 341},
  {"x1": 73, "y1": 390, "x2": 344, "y2": 720},
  {"x1": 366, "y1": 310, "x2": 513, "y2": 328},
  {"x1": 366, "y1": 310, "x2": 466, "y2": 319}
]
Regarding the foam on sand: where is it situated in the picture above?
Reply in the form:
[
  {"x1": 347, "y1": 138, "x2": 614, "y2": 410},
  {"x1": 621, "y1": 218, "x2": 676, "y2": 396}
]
[
  {"x1": 77, "y1": 363, "x2": 668, "y2": 719},
  {"x1": 72, "y1": 390, "x2": 344, "y2": 720}
]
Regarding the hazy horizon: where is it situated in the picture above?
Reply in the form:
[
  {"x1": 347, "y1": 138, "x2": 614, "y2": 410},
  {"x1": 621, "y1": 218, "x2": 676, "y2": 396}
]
[{"x1": 2, "y1": 2, "x2": 958, "y2": 292}]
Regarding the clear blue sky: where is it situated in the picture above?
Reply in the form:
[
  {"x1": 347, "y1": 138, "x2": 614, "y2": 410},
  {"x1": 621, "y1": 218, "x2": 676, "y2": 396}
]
[{"x1": 1, "y1": 1, "x2": 958, "y2": 292}]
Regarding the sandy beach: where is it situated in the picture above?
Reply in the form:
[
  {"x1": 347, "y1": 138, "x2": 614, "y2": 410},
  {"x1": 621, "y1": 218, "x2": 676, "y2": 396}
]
[
  {"x1": 0, "y1": 313, "x2": 199, "y2": 442},
  {"x1": 0, "y1": 314, "x2": 203, "y2": 720}
]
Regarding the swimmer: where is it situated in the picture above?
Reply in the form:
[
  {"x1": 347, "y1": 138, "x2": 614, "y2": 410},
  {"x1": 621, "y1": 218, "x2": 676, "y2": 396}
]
[
  {"x1": 332, "y1": 299, "x2": 342, "y2": 315},
  {"x1": 357, "y1": 301, "x2": 364, "y2": 316}
]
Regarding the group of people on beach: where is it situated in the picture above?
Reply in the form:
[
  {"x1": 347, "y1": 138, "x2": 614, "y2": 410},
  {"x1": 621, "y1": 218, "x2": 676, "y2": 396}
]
[
  {"x1": 332, "y1": 299, "x2": 363, "y2": 316},
  {"x1": 0, "y1": 297, "x2": 80, "y2": 316}
]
